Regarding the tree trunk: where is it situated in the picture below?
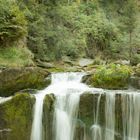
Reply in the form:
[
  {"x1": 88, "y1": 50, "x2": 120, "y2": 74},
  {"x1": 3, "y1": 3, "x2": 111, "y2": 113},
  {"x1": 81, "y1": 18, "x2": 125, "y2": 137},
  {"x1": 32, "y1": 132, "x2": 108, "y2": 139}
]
[{"x1": 129, "y1": 31, "x2": 132, "y2": 62}]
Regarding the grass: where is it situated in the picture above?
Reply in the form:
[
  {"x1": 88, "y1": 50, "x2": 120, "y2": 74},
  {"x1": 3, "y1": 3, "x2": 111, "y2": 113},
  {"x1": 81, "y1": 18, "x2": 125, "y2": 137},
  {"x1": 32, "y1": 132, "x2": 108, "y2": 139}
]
[{"x1": 0, "y1": 46, "x2": 34, "y2": 67}]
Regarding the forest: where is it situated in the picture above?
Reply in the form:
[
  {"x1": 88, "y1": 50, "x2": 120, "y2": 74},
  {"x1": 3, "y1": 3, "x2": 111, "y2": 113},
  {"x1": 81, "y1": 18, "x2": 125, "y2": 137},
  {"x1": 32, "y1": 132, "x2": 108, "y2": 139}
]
[{"x1": 0, "y1": 0, "x2": 140, "y2": 67}]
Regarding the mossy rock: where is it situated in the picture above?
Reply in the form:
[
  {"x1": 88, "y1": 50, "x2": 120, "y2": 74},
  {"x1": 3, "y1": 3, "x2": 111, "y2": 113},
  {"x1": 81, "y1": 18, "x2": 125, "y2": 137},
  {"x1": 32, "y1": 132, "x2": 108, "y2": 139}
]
[
  {"x1": 43, "y1": 94, "x2": 55, "y2": 140},
  {"x1": 0, "y1": 67, "x2": 51, "y2": 97},
  {"x1": 0, "y1": 93, "x2": 35, "y2": 140},
  {"x1": 78, "y1": 92, "x2": 123, "y2": 140},
  {"x1": 83, "y1": 64, "x2": 131, "y2": 90}
]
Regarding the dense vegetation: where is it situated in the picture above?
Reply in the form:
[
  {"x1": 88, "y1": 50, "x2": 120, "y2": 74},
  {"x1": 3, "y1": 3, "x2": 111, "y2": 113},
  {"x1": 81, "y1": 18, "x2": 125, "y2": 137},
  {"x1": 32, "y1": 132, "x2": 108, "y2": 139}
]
[{"x1": 0, "y1": 0, "x2": 140, "y2": 66}]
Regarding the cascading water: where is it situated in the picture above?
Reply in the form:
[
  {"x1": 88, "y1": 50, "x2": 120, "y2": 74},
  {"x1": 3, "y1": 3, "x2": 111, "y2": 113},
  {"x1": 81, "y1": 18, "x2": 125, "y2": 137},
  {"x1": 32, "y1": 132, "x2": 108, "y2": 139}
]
[
  {"x1": 91, "y1": 94, "x2": 102, "y2": 140},
  {"x1": 31, "y1": 72, "x2": 101, "y2": 140},
  {"x1": 105, "y1": 92, "x2": 115, "y2": 140},
  {"x1": 30, "y1": 72, "x2": 140, "y2": 140},
  {"x1": 122, "y1": 92, "x2": 140, "y2": 140},
  {"x1": 53, "y1": 73, "x2": 87, "y2": 140},
  {"x1": 0, "y1": 96, "x2": 12, "y2": 104}
]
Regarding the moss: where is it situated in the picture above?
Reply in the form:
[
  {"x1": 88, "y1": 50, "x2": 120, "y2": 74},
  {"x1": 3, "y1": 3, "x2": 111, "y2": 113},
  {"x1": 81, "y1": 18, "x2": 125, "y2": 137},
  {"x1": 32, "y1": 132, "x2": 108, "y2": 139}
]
[
  {"x1": 0, "y1": 67, "x2": 50, "y2": 97},
  {"x1": 91, "y1": 64, "x2": 131, "y2": 89},
  {"x1": 47, "y1": 67, "x2": 65, "y2": 73},
  {"x1": 0, "y1": 93, "x2": 35, "y2": 140}
]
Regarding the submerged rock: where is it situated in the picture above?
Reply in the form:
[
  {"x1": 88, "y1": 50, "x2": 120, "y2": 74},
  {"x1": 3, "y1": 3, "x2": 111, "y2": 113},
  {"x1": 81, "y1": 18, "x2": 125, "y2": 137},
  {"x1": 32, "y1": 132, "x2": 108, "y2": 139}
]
[
  {"x1": 0, "y1": 67, "x2": 51, "y2": 97},
  {"x1": 0, "y1": 93, "x2": 35, "y2": 140}
]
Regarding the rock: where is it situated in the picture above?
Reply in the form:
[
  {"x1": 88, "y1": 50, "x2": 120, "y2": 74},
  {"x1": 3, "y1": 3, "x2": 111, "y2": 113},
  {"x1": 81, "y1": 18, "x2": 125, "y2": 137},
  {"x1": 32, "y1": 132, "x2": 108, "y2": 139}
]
[
  {"x1": 78, "y1": 92, "x2": 123, "y2": 140},
  {"x1": 62, "y1": 56, "x2": 75, "y2": 66},
  {"x1": 78, "y1": 58, "x2": 94, "y2": 67},
  {"x1": 43, "y1": 94, "x2": 55, "y2": 140},
  {"x1": 115, "y1": 60, "x2": 130, "y2": 65},
  {"x1": 37, "y1": 61, "x2": 55, "y2": 68},
  {"x1": 130, "y1": 76, "x2": 140, "y2": 89},
  {"x1": 0, "y1": 67, "x2": 51, "y2": 97},
  {"x1": 0, "y1": 93, "x2": 35, "y2": 140}
]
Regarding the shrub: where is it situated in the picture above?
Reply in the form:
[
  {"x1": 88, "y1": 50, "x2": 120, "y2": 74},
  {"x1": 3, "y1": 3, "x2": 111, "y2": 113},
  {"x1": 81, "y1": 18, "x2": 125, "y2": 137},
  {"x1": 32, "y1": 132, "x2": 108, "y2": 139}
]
[
  {"x1": 0, "y1": 0, "x2": 27, "y2": 46},
  {"x1": 92, "y1": 64, "x2": 131, "y2": 89}
]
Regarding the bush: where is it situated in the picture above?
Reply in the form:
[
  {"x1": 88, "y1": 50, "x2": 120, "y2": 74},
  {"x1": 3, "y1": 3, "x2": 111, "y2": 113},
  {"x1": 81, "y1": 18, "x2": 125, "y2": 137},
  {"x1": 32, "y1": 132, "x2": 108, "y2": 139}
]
[
  {"x1": 91, "y1": 64, "x2": 131, "y2": 89},
  {"x1": 0, "y1": 0, "x2": 27, "y2": 46}
]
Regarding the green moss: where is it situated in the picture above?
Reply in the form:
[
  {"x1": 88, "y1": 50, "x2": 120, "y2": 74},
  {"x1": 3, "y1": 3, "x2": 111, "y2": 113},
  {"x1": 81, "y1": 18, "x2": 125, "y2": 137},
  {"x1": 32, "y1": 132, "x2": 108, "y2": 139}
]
[
  {"x1": 0, "y1": 93, "x2": 35, "y2": 140},
  {"x1": 47, "y1": 67, "x2": 65, "y2": 73},
  {"x1": 91, "y1": 64, "x2": 131, "y2": 89},
  {"x1": 0, "y1": 67, "x2": 50, "y2": 97}
]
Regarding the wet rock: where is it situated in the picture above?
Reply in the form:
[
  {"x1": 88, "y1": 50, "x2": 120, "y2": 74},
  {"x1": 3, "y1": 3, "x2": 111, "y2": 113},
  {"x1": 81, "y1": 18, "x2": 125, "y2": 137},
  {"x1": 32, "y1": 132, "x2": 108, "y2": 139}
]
[
  {"x1": 43, "y1": 94, "x2": 55, "y2": 140},
  {"x1": 77, "y1": 92, "x2": 124, "y2": 140},
  {"x1": 0, "y1": 67, "x2": 51, "y2": 97},
  {"x1": 0, "y1": 93, "x2": 35, "y2": 140}
]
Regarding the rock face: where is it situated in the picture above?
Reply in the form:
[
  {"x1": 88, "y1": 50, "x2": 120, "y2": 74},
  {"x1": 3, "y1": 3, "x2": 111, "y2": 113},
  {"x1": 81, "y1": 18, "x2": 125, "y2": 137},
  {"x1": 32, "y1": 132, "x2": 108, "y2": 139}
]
[
  {"x1": 43, "y1": 94, "x2": 55, "y2": 140},
  {"x1": 76, "y1": 92, "x2": 124, "y2": 140},
  {"x1": 0, "y1": 93, "x2": 35, "y2": 140},
  {"x1": 0, "y1": 91, "x2": 139, "y2": 140},
  {"x1": 0, "y1": 67, "x2": 51, "y2": 97}
]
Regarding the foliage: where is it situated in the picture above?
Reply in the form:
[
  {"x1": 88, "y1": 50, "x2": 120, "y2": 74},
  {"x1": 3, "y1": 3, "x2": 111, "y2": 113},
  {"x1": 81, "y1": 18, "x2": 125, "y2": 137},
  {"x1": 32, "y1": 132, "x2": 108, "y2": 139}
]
[
  {"x1": 0, "y1": 0, "x2": 139, "y2": 63},
  {"x1": 0, "y1": 46, "x2": 33, "y2": 67},
  {"x1": 91, "y1": 64, "x2": 131, "y2": 89},
  {"x1": 0, "y1": 0, "x2": 27, "y2": 46}
]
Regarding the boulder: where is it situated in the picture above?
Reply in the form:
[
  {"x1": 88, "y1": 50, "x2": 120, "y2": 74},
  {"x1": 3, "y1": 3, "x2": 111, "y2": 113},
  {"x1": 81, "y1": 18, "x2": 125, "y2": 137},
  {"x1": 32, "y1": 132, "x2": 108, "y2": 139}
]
[
  {"x1": 0, "y1": 67, "x2": 51, "y2": 97},
  {"x1": 78, "y1": 58, "x2": 94, "y2": 67},
  {"x1": 0, "y1": 93, "x2": 35, "y2": 140}
]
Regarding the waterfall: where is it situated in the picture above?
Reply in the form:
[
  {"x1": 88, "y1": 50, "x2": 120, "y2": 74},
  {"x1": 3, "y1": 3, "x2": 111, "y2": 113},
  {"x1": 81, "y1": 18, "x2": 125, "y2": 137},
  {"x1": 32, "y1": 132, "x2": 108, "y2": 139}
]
[
  {"x1": 91, "y1": 94, "x2": 102, "y2": 140},
  {"x1": 105, "y1": 92, "x2": 115, "y2": 140},
  {"x1": 31, "y1": 72, "x2": 100, "y2": 140},
  {"x1": 0, "y1": 96, "x2": 12, "y2": 104},
  {"x1": 30, "y1": 72, "x2": 140, "y2": 140},
  {"x1": 53, "y1": 73, "x2": 86, "y2": 140},
  {"x1": 122, "y1": 92, "x2": 140, "y2": 140}
]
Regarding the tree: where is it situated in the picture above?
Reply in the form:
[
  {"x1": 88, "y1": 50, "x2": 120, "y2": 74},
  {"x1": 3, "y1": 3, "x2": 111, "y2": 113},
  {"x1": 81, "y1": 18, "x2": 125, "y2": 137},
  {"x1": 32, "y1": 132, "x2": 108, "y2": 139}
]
[
  {"x1": 0, "y1": 0, "x2": 27, "y2": 46},
  {"x1": 121, "y1": 0, "x2": 138, "y2": 61}
]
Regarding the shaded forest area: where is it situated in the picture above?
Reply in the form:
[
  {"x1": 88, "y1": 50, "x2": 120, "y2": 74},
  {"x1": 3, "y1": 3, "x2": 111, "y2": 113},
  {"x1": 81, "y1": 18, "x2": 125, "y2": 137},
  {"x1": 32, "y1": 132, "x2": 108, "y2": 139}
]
[{"x1": 0, "y1": 0, "x2": 140, "y2": 67}]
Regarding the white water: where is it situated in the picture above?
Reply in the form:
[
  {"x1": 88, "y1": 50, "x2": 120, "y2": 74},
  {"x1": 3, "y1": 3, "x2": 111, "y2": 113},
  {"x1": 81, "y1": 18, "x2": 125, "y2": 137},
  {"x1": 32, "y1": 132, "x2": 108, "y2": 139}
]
[
  {"x1": 122, "y1": 92, "x2": 140, "y2": 140},
  {"x1": 105, "y1": 92, "x2": 115, "y2": 140},
  {"x1": 30, "y1": 72, "x2": 140, "y2": 140},
  {"x1": 0, "y1": 96, "x2": 12, "y2": 104},
  {"x1": 91, "y1": 94, "x2": 102, "y2": 140},
  {"x1": 31, "y1": 72, "x2": 103, "y2": 140}
]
